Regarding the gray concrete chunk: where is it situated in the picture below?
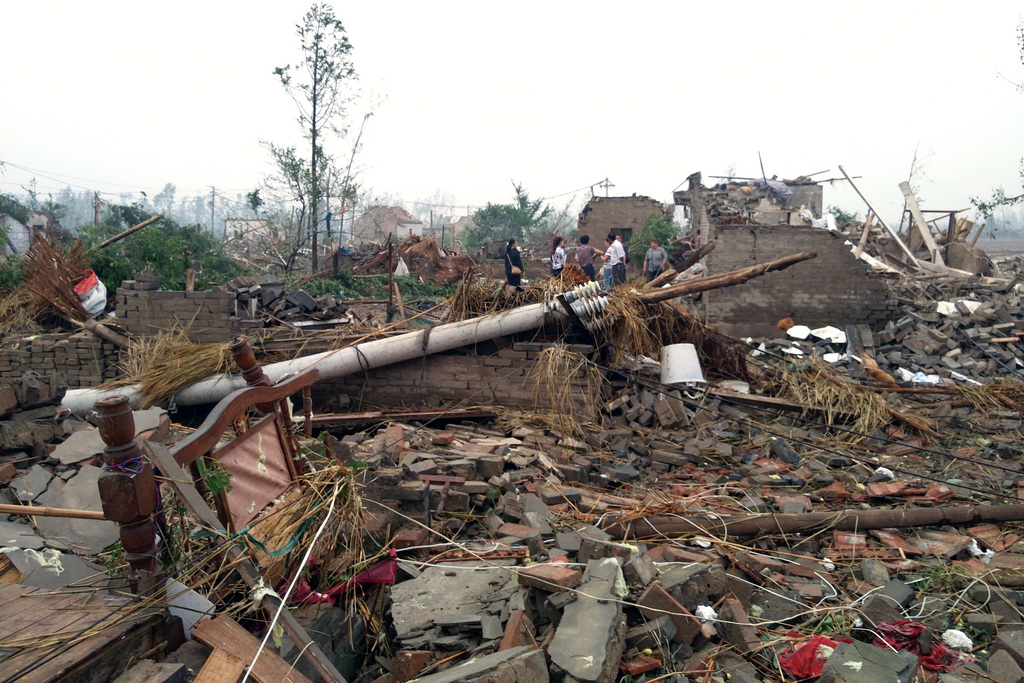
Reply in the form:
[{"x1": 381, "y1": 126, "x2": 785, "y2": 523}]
[
  {"x1": 549, "y1": 558, "x2": 627, "y2": 683},
  {"x1": 33, "y1": 465, "x2": 119, "y2": 556}
]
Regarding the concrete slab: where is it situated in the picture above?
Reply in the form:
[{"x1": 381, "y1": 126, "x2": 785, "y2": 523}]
[
  {"x1": 390, "y1": 564, "x2": 518, "y2": 643},
  {"x1": 549, "y1": 558, "x2": 627, "y2": 683},
  {"x1": 412, "y1": 645, "x2": 547, "y2": 683},
  {"x1": 8, "y1": 464, "x2": 52, "y2": 503},
  {"x1": 51, "y1": 429, "x2": 106, "y2": 465},
  {"x1": 33, "y1": 465, "x2": 119, "y2": 556},
  {"x1": 4, "y1": 548, "x2": 103, "y2": 589},
  {"x1": 0, "y1": 520, "x2": 45, "y2": 550}
]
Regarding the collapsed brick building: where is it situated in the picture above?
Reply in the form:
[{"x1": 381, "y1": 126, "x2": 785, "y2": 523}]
[
  {"x1": 676, "y1": 172, "x2": 896, "y2": 337},
  {"x1": 576, "y1": 195, "x2": 673, "y2": 247}
]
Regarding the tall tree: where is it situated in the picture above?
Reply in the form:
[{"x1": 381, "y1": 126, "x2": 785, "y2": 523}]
[
  {"x1": 274, "y1": 3, "x2": 357, "y2": 271},
  {"x1": 463, "y1": 183, "x2": 553, "y2": 250}
]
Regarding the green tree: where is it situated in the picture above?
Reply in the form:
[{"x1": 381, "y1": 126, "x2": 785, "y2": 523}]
[
  {"x1": 0, "y1": 194, "x2": 31, "y2": 224},
  {"x1": 80, "y1": 204, "x2": 241, "y2": 290},
  {"x1": 274, "y1": 3, "x2": 357, "y2": 272},
  {"x1": 627, "y1": 212, "x2": 678, "y2": 258},
  {"x1": 463, "y1": 183, "x2": 553, "y2": 250}
]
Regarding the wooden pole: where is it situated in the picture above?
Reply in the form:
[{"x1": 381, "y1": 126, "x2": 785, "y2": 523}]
[
  {"x1": 73, "y1": 319, "x2": 130, "y2": 347},
  {"x1": 899, "y1": 181, "x2": 944, "y2": 265},
  {"x1": 637, "y1": 251, "x2": 817, "y2": 303},
  {"x1": 0, "y1": 503, "x2": 107, "y2": 521},
  {"x1": 387, "y1": 234, "x2": 394, "y2": 309},
  {"x1": 839, "y1": 166, "x2": 920, "y2": 265},
  {"x1": 604, "y1": 503, "x2": 1024, "y2": 540},
  {"x1": 90, "y1": 215, "x2": 162, "y2": 251},
  {"x1": 970, "y1": 222, "x2": 987, "y2": 247}
]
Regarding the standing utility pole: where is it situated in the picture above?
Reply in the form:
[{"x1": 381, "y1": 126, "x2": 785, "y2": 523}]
[
  {"x1": 93, "y1": 192, "x2": 101, "y2": 226},
  {"x1": 209, "y1": 186, "x2": 216, "y2": 235},
  {"x1": 598, "y1": 178, "x2": 615, "y2": 197}
]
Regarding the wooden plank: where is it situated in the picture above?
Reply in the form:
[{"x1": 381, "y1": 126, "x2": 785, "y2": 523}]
[
  {"x1": 194, "y1": 647, "x2": 247, "y2": 683},
  {"x1": 0, "y1": 585, "x2": 164, "y2": 683},
  {"x1": 310, "y1": 406, "x2": 499, "y2": 428},
  {"x1": 192, "y1": 617, "x2": 311, "y2": 683},
  {"x1": 899, "y1": 181, "x2": 945, "y2": 265},
  {"x1": 854, "y1": 211, "x2": 874, "y2": 258},
  {"x1": 0, "y1": 585, "x2": 95, "y2": 641},
  {"x1": 146, "y1": 442, "x2": 347, "y2": 683}
]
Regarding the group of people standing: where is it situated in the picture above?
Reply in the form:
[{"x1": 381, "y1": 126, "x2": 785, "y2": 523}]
[{"x1": 505, "y1": 234, "x2": 670, "y2": 290}]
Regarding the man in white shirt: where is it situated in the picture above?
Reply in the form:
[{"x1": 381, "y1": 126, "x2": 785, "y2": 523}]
[{"x1": 605, "y1": 233, "x2": 626, "y2": 285}]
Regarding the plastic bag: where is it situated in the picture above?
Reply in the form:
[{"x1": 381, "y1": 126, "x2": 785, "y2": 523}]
[{"x1": 74, "y1": 270, "x2": 107, "y2": 318}]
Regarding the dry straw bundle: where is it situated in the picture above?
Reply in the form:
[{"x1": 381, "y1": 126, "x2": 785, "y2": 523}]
[
  {"x1": 100, "y1": 326, "x2": 232, "y2": 406},
  {"x1": 781, "y1": 360, "x2": 894, "y2": 441},
  {"x1": 22, "y1": 235, "x2": 90, "y2": 322},
  {"x1": 528, "y1": 346, "x2": 608, "y2": 437}
]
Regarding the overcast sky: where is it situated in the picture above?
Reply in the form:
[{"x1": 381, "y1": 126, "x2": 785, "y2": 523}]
[{"x1": 2, "y1": 1, "x2": 1022, "y2": 226}]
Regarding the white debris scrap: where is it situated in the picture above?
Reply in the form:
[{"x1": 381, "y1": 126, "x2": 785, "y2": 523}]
[
  {"x1": 941, "y1": 629, "x2": 973, "y2": 651},
  {"x1": 968, "y1": 539, "x2": 995, "y2": 564},
  {"x1": 873, "y1": 467, "x2": 895, "y2": 480},
  {"x1": 695, "y1": 605, "x2": 718, "y2": 622}
]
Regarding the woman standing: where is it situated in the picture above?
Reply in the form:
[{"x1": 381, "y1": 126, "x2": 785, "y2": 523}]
[
  {"x1": 505, "y1": 238, "x2": 524, "y2": 291},
  {"x1": 550, "y1": 236, "x2": 565, "y2": 278}
]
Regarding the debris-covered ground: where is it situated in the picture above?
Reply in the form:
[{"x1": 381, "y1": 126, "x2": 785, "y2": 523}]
[{"x1": 7, "y1": 195, "x2": 1024, "y2": 682}]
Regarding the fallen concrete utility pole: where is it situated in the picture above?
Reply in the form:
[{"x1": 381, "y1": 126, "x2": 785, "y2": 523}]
[
  {"x1": 637, "y1": 251, "x2": 817, "y2": 303},
  {"x1": 62, "y1": 299, "x2": 565, "y2": 414},
  {"x1": 603, "y1": 503, "x2": 1024, "y2": 540}
]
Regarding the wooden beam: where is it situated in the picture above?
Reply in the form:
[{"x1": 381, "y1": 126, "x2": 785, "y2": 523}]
[
  {"x1": 90, "y1": 215, "x2": 163, "y2": 251},
  {"x1": 839, "y1": 166, "x2": 920, "y2": 265},
  {"x1": 899, "y1": 181, "x2": 944, "y2": 265},
  {"x1": 638, "y1": 251, "x2": 817, "y2": 303},
  {"x1": 192, "y1": 617, "x2": 311, "y2": 683},
  {"x1": 194, "y1": 647, "x2": 248, "y2": 683},
  {"x1": 854, "y1": 211, "x2": 874, "y2": 258}
]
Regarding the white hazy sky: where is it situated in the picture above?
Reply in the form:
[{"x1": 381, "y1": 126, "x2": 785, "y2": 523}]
[{"x1": 2, "y1": 1, "x2": 1022, "y2": 225}]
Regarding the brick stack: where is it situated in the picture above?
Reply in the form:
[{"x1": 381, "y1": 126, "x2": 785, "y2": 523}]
[
  {"x1": 0, "y1": 331, "x2": 117, "y2": 388},
  {"x1": 317, "y1": 341, "x2": 601, "y2": 416},
  {"x1": 116, "y1": 282, "x2": 238, "y2": 344}
]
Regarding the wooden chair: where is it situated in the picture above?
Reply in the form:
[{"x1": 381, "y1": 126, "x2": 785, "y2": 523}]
[{"x1": 169, "y1": 337, "x2": 320, "y2": 532}]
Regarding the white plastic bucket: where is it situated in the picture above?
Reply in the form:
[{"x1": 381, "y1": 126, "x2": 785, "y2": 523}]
[{"x1": 660, "y1": 343, "x2": 706, "y2": 385}]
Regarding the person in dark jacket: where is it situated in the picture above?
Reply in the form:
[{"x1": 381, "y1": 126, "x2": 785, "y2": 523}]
[{"x1": 505, "y1": 238, "x2": 524, "y2": 290}]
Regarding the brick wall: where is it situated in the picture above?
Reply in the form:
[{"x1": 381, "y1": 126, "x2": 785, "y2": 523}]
[
  {"x1": 705, "y1": 224, "x2": 896, "y2": 337},
  {"x1": 116, "y1": 287, "x2": 238, "y2": 344},
  {"x1": 0, "y1": 331, "x2": 118, "y2": 387},
  {"x1": 314, "y1": 342, "x2": 601, "y2": 417},
  {"x1": 577, "y1": 196, "x2": 671, "y2": 246}
]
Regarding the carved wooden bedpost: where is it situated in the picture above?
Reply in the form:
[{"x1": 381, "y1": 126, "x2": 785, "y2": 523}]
[{"x1": 95, "y1": 396, "x2": 158, "y2": 579}]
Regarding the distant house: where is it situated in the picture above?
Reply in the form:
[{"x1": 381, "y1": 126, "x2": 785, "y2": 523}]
[
  {"x1": 1, "y1": 214, "x2": 33, "y2": 256},
  {"x1": 225, "y1": 218, "x2": 274, "y2": 241},
  {"x1": 352, "y1": 206, "x2": 425, "y2": 242},
  {"x1": 576, "y1": 195, "x2": 673, "y2": 247}
]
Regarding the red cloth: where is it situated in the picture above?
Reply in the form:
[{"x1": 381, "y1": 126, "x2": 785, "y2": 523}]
[
  {"x1": 780, "y1": 635, "x2": 846, "y2": 679},
  {"x1": 873, "y1": 620, "x2": 975, "y2": 672},
  {"x1": 324, "y1": 548, "x2": 398, "y2": 598},
  {"x1": 290, "y1": 549, "x2": 399, "y2": 606}
]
